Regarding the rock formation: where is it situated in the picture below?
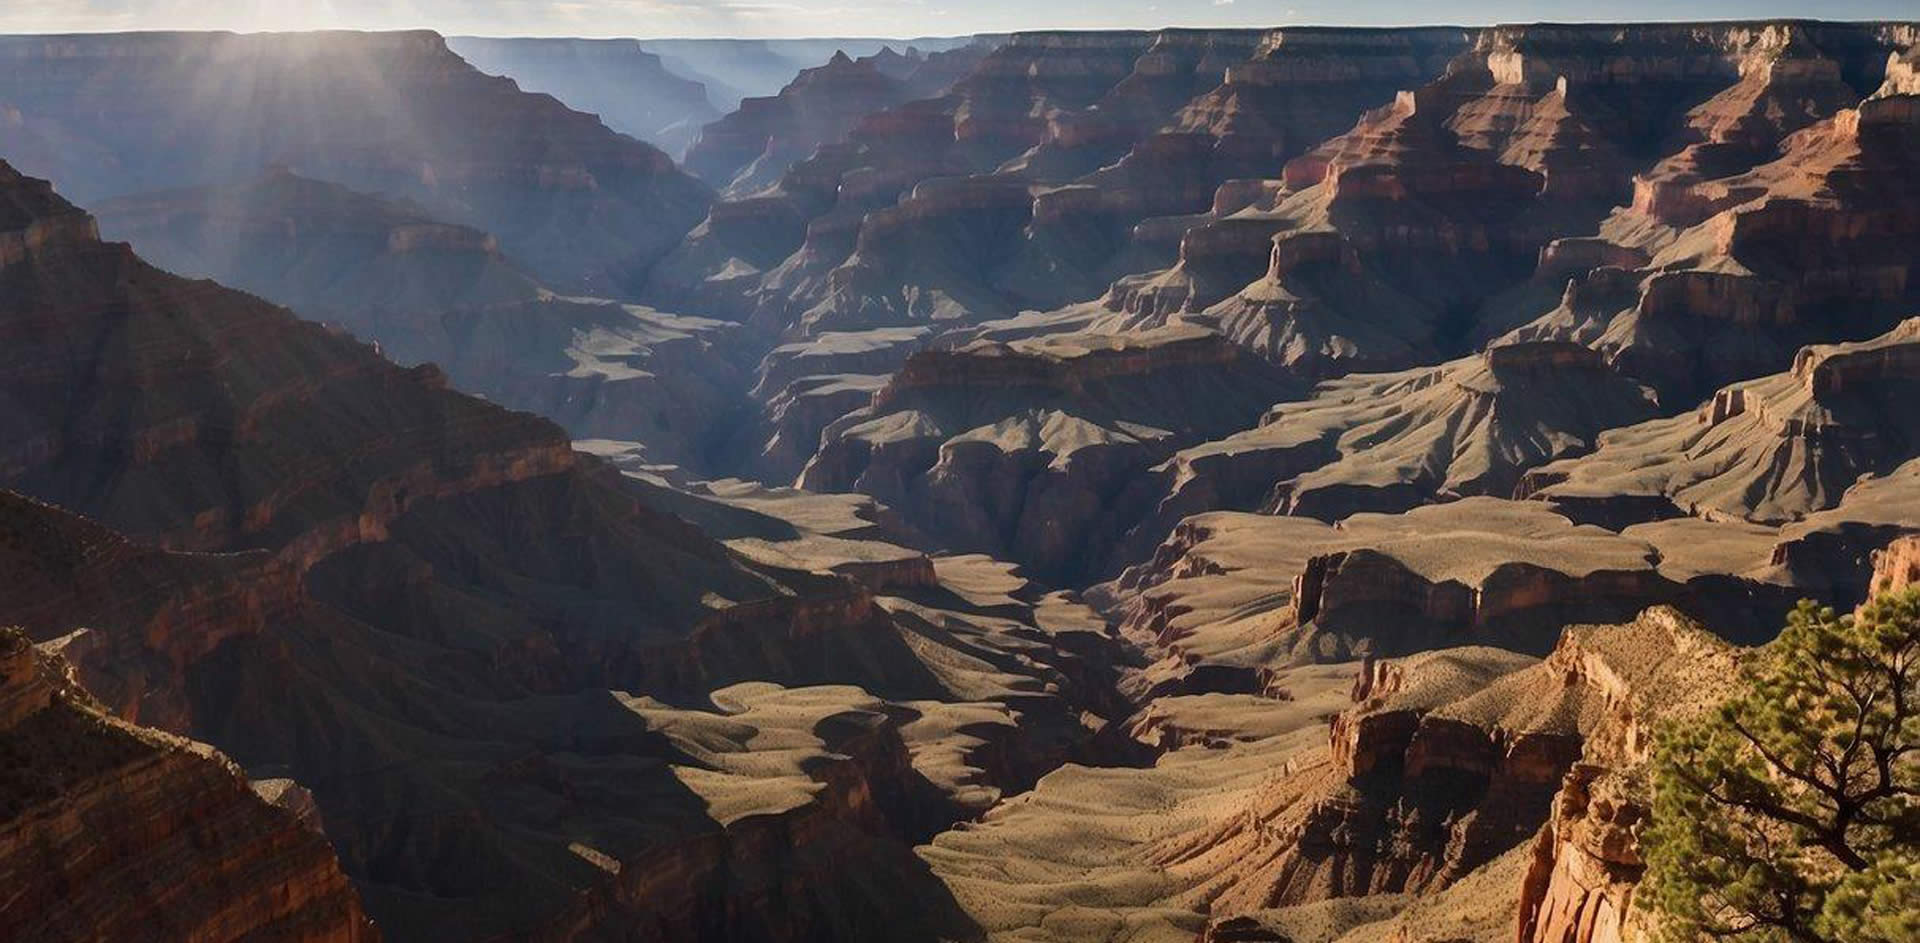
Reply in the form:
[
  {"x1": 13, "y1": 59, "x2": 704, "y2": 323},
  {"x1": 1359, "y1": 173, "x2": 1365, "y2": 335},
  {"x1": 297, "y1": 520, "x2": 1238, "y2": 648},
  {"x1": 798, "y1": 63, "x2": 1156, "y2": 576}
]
[
  {"x1": 6, "y1": 17, "x2": 1920, "y2": 943},
  {"x1": 916, "y1": 607, "x2": 1742, "y2": 943},
  {"x1": 1522, "y1": 319, "x2": 1920, "y2": 527},
  {"x1": 799, "y1": 326, "x2": 1294, "y2": 583},
  {"x1": 1100, "y1": 498, "x2": 1792, "y2": 676},
  {"x1": 1512, "y1": 611, "x2": 1748, "y2": 943},
  {"x1": 685, "y1": 45, "x2": 988, "y2": 195},
  {"x1": 1499, "y1": 26, "x2": 1920, "y2": 402},
  {"x1": 649, "y1": 27, "x2": 1467, "y2": 332},
  {"x1": 0, "y1": 624, "x2": 377, "y2": 941},
  {"x1": 1762, "y1": 457, "x2": 1920, "y2": 608},
  {"x1": 645, "y1": 37, "x2": 988, "y2": 111},
  {"x1": 1138, "y1": 342, "x2": 1658, "y2": 540},
  {"x1": 0, "y1": 159, "x2": 1135, "y2": 939},
  {"x1": 90, "y1": 168, "x2": 759, "y2": 472}
]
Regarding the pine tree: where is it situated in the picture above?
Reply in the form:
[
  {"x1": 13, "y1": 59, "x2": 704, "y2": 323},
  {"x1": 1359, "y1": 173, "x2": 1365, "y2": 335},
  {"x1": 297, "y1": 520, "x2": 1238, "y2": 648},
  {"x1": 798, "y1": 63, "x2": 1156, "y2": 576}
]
[{"x1": 1640, "y1": 589, "x2": 1920, "y2": 942}]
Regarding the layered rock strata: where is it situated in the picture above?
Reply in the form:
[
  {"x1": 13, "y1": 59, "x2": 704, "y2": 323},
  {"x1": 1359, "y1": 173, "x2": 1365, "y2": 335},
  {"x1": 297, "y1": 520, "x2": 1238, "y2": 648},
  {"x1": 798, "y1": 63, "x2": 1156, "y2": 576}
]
[
  {"x1": 0, "y1": 159, "x2": 1129, "y2": 939},
  {"x1": 1522, "y1": 319, "x2": 1920, "y2": 527},
  {"x1": 799, "y1": 326, "x2": 1294, "y2": 583},
  {"x1": 1101, "y1": 499, "x2": 1791, "y2": 674},
  {"x1": 1131, "y1": 342, "x2": 1658, "y2": 549},
  {"x1": 0, "y1": 624, "x2": 377, "y2": 941}
]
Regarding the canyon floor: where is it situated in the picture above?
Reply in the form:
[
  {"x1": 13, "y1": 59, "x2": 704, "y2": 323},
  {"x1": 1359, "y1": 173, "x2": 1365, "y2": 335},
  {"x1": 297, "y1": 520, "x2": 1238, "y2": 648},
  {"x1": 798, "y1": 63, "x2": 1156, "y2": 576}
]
[{"x1": 2, "y1": 16, "x2": 1919, "y2": 943}]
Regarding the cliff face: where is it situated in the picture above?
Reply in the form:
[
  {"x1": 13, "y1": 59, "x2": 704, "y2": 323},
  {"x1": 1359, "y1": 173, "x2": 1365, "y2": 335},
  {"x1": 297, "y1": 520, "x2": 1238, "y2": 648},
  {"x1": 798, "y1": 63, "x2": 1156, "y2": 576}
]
[
  {"x1": 0, "y1": 159, "x2": 990, "y2": 938},
  {"x1": 1052, "y1": 22, "x2": 1920, "y2": 399},
  {"x1": 1099, "y1": 499, "x2": 1792, "y2": 696},
  {"x1": 799, "y1": 327, "x2": 1294, "y2": 584},
  {"x1": 1129, "y1": 342, "x2": 1658, "y2": 547},
  {"x1": 0, "y1": 159, "x2": 1154, "y2": 940},
  {"x1": 1870, "y1": 534, "x2": 1920, "y2": 596},
  {"x1": 685, "y1": 46, "x2": 987, "y2": 195},
  {"x1": 0, "y1": 626, "x2": 376, "y2": 942},
  {"x1": 1523, "y1": 318, "x2": 1920, "y2": 528},
  {"x1": 1495, "y1": 25, "x2": 1920, "y2": 403},
  {"x1": 1513, "y1": 611, "x2": 1747, "y2": 943},
  {"x1": 0, "y1": 30, "x2": 712, "y2": 293},
  {"x1": 1166, "y1": 609, "x2": 1738, "y2": 939},
  {"x1": 649, "y1": 27, "x2": 1464, "y2": 332},
  {"x1": 90, "y1": 168, "x2": 756, "y2": 473},
  {"x1": 1195, "y1": 646, "x2": 1582, "y2": 911},
  {"x1": 1764, "y1": 457, "x2": 1920, "y2": 609}
]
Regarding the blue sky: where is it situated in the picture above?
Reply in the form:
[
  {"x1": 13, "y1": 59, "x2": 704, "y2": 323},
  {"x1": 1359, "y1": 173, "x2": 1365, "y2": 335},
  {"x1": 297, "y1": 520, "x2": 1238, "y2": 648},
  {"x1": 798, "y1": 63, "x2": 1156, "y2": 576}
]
[{"x1": 1, "y1": 1, "x2": 1912, "y2": 39}]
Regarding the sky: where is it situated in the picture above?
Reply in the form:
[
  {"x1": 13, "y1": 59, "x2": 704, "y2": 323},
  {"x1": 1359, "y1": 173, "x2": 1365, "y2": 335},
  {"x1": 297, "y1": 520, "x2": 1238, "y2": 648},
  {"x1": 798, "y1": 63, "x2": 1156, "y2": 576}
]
[{"x1": 0, "y1": 1, "x2": 1912, "y2": 39}]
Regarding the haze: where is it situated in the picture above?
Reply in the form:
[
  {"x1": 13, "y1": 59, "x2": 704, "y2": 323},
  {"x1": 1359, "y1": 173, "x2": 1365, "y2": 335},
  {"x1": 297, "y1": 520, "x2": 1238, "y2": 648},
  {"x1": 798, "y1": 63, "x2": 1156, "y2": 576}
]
[{"x1": 5, "y1": 0, "x2": 1916, "y2": 38}]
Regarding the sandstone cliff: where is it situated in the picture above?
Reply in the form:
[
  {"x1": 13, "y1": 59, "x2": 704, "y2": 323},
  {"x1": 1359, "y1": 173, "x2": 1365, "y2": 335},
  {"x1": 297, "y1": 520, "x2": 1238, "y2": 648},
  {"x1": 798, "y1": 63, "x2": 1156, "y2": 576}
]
[
  {"x1": 0, "y1": 624, "x2": 377, "y2": 941},
  {"x1": 0, "y1": 158, "x2": 1137, "y2": 939},
  {"x1": 1523, "y1": 318, "x2": 1920, "y2": 527},
  {"x1": 799, "y1": 326, "x2": 1294, "y2": 583},
  {"x1": 1130, "y1": 342, "x2": 1658, "y2": 550}
]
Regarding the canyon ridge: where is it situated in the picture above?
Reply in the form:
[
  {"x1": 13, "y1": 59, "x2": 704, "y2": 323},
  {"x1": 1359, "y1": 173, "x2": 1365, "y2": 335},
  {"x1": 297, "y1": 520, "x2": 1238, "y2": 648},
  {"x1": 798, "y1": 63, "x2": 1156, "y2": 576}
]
[{"x1": 2, "y1": 13, "x2": 1917, "y2": 943}]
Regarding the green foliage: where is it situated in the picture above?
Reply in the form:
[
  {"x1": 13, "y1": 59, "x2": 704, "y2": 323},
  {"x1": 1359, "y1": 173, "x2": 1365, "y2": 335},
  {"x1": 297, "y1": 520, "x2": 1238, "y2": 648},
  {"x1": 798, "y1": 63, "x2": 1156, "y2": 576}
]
[{"x1": 1641, "y1": 589, "x2": 1919, "y2": 943}]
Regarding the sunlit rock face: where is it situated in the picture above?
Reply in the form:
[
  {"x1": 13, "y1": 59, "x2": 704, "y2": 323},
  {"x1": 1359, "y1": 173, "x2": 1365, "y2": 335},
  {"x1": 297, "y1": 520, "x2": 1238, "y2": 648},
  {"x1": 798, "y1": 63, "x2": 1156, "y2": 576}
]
[
  {"x1": 0, "y1": 30, "x2": 712, "y2": 294},
  {"x1": 7, "y1": 15, "x2": 1920, "y2": 943},
  {"x1": 1522, "y1": 319, "x2": 1920, "y2": 528}
]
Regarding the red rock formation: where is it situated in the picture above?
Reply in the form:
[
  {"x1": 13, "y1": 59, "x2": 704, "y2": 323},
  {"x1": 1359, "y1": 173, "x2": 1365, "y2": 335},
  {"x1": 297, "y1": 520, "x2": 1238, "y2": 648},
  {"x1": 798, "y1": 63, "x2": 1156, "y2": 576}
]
[
  {"x1": 1513, "y1": 610, "x2": 1746, "y2": 943},
  {"x1": 1870, "y1": 535, "x2": 1920, "y2": 596},
  {"x1": 0, "y1": 626, "x2": 377, "y2": 941},
  {"x1": 0, "y1": 158, "x2": 997, "y2": 938},
  {"x1": 1184, "y1": 645, "x2": 1578, "y2": 911}
]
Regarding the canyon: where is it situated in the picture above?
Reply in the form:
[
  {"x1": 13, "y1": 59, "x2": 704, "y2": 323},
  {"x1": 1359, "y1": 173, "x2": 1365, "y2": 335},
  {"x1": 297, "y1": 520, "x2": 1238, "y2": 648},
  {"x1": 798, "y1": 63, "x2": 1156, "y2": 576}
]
[{"x1": 1, "y1": 15, "x2": 1918, "y2": 943}]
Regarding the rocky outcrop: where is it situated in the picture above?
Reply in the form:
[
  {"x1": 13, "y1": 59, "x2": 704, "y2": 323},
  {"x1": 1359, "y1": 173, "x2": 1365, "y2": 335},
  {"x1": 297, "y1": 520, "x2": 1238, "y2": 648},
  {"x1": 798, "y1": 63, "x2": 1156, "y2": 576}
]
[
  {"x1": 0, "y1": 30, "x2": 711, "y2": 293},
  {"x1": 1158, "y1": 608, "x2": 1741, "y2": 937},
  {"x1": 800, "y1": 327, "x2": 1293, "y2": 583},
  {"x1": 685, "y1": 46, "x2": 986, "y2": 195},
  {"x1": 1102, "y1": 500, "x2": 1790, "y2": 678},
  {"x1": 1131, "y1": 342, "x2": 1658, "y2": 542},
  {"x1": 0, "y1": 626, "x2": 376, "y2": 941},
  {"x1": 1513, "y1": 610, "x2": 1747, "y2": 943},
  {"x1": 1523, "y1": 318, "x2": 1920, "y2": 527},
  {"x1": 1762, "y1": 457, "x2": 1920, "y2": 609},
  {"x1": 1870, "y1": 534, "x2": 1920, "y2": 596},
  {"x1": 1190, "y1": 646, "x2": 1581, "y2": 910}
]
